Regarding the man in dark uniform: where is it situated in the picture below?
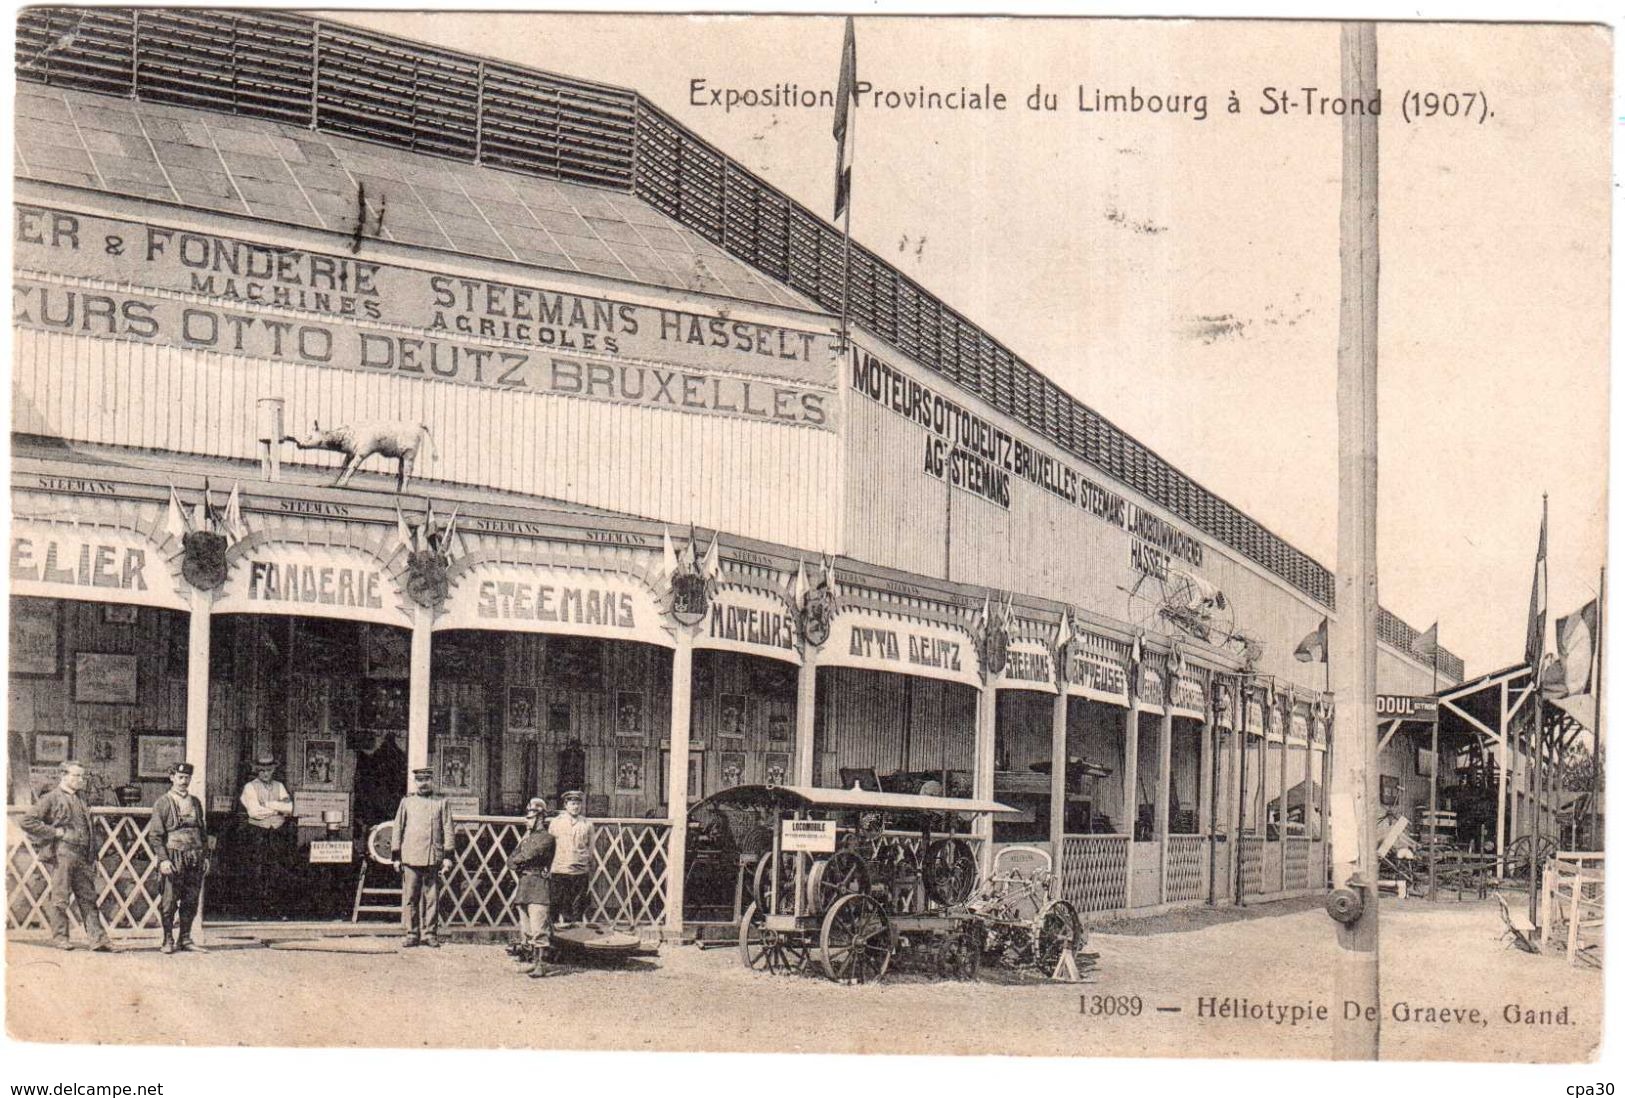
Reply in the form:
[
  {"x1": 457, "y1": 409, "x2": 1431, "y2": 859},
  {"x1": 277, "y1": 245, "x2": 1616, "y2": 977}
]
[
  {"x1": 390, "y1": 767, "x2": 455, "y2": 948},
  {"x1": 20, "y1": 760, "x2": 113, "y2": 951},
  {"x1": 506, "y1": 797, "x2": 557, "y2": 978},
  {"x1": 150, "y1": 762, "x2": 210, "y2": 954}
]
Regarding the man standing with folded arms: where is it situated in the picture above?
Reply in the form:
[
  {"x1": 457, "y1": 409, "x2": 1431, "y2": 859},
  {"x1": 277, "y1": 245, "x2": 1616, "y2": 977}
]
[
  {"x1": 391, "y1": 766, "x2": 455, "y2": 948},
  {"x1": 21, "y1": 760, "x2": 114, "y2": 952}
]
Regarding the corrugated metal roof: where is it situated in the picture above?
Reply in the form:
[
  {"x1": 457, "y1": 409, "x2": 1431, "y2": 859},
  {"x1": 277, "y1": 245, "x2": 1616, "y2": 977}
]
[{"x1": 15, "y1": 83, "x2": 819, "y2": 312}]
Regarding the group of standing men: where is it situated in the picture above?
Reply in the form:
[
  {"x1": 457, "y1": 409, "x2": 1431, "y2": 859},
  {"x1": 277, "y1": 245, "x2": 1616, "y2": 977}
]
[
  {"x1": 389, "y1": 767, "x2": 596, "y2": 971},
  {"x1": 22, "y1": 757, "x2": 597, "y2": 961},
  {"x1": 21, "y1": 759, "x2": 210, "y2": 954}
]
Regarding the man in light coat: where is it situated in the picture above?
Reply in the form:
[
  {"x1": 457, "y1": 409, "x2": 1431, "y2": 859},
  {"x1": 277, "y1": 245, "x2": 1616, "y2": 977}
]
[{"x1": 390, "y1": 767, "x2": 456, "y2": 948}]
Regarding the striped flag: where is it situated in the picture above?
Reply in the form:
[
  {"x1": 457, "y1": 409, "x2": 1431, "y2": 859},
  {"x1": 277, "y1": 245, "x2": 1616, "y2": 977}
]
[
  {"x1": 222, "y1": 482, "x2": 248, "y2": 544},
  {"x1": 1542, "y1": 598, "x2": 1599, "y2": 700},
  {"x1": 832, "y1": 16, "x2": 857, "y2": 219},
  {"x1": 1525, "y1": 499, "x2": 1548, "y2": 668},
  {"x1": 164, "y1": 486, "x2": 189, "y2": 540}
]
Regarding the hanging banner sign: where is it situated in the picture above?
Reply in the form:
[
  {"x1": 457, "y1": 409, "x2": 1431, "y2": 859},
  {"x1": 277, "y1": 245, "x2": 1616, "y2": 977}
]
[
  {"x1": 697, "y1": 586, "x2": 801, "y2": 664},
  {"x1": 1169, "y1": 672, "x2": 1207, "y2": 719},
  {"x1": 15, "y1": 207, "x2": 834, "y2": 389},
  {"x1": 1289, "y1": 711, "x2": 1311, "y2": 743},
  {"x1": 819, "y1": 612, "x2": 980, "y2": 687},
  {"x1": 217, "y1": 543, "x2": 409, "y2": 627},
  {"x1": 1245, "y1": 698, "x2": 1266, "y2": 735},
  {"x1": 1375, "y1": 694, "x2": 1439, "y2": 722},
  {"x1": 1136, "y1": 664, "x2": 1166, "y2": 713},
  {"x1": 781, "y1": 818, "x2": 838, "y2": 853},
  {"x1": 9, "y1": 521, "x2": 186, "y2": 610},
  {"x1": 1061, "y1": 646, "x2": 1130, "y2": 707},
  {"x1": 436, "y1": 560, "x2": 672, "y2": 648},
  {"x1": 998, "y1": 639, "x2": 1056, "y2": 693}
]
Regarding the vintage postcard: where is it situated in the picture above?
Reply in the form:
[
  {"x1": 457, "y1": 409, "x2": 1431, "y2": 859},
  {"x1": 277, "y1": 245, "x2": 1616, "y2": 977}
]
[{"x1": 3, "y1": 5, "x2": 1611, "y2": 1082}]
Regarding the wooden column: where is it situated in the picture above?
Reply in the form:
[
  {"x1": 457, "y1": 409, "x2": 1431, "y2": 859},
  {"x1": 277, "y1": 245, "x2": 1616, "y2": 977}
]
[
  {"x1": 793, "y1": 659, "x2": 817, "y2": 786},
  {"x1": 1049, "y1": 692, "x2": 1069, "y2": 870},
  {"x1": 1121, "y1": 700, "x2": 1140, "y2": 907},
  {"x1": 406, "y1": 605, "x2": 433, "y2": 782},
  {"x1": 1276, "y1": 715, "x2": 1290, "y2": 892},
  {"x1": 184, "y1": 588, "x2": 213, "y2": 806},
  {"x1": 973, "y1": 684, "x2": 998, "y2": 873},
  {"x1": 665, "y1": 633, "x2": 694, "y2": 933},
  {"x1": 1199, "y1": 707, "x2": 1215, "y2": 903},
  {"x1": 1155, "y1": 709, "x2": 1173, "y2": 904},
  {"x1": 1229, "y1": 704, "x2": 1244, "y2": 902}
]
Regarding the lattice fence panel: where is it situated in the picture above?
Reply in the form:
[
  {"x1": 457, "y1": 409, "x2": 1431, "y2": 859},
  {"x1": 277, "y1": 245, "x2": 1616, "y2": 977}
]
[
  {"x1": 1239, "y1": 836, "x2": 1265, "y2": 898},
  {"x1": 1058, "y1": 834, "x2": 1129, "y2": 914},
  {"x1": 6, "y1": 809, "x2": 163, "y2": 931},
  {"x1": 1164, "y1": 835, "x2": 1208, "y2": 904},
  {"x1": 584, "y1": 820, "x2": 670, "y2": 929},
  {"x1": 442, "y1": 817, "x2": 527, "y2": 927},
  {"x1": 1284, "y1": 837, "x2": 1311, "y2": 892}
]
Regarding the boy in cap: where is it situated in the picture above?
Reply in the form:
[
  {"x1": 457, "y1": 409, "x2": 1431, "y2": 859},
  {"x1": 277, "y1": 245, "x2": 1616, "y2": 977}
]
[
  {"x1": 20, "y1": 760, "x2": 114, "y2": 951},
  {"x1": 506, "y1": 797, "x2": 557, "y2": 977},
  {"x1": 391, "y1": 767, "x2": 455, "y2": 947},
  {"x1": 547, "y1": 790, "x2": 596, "y2": 928},
  {"x1": 150, "y1": 762, "x2": 210, "y2": 954}
]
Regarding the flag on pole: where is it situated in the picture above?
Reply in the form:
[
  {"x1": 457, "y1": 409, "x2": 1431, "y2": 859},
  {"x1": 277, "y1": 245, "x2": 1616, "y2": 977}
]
[
  {"x1": 223, "y1": 482, "x2": 247, "y2": 543},
  {"x1": 1525, "y1": 499, "x2": 1549, "y2": 668},
  {"x1": 164, "y1": 486, "x2": 189, "y2": 540},
  {"x1": 1293, "y1": 617, "x2": 1329, "y2": 663},
  {"x1": 832, "y1": 16, "x2": 857, "y2": 219},
  {"x1": 393, "y1": 499, "x2": 416, "y2": 554},
  {"x1": 818, "y1": 553, "x2": 840, "y2": 598},
  {"x1": 1409, "y1": 621, "x2": 1439, "y2": 665},
  {"x1": 792, "y1": 558, "x2": 810, "y2": 608},
  {"x1": 678, "y1": 525, "x2": 699, "y2": 570},
  {"x1": 1542, "y1": 598, "x2": 1599, "y2": 700},
  {"x1": 700, "y1": 531, "x2": 720, "y2": 581},
  {"x1": 1055, "y1": 608, "x2": 1075, "y2": 652}
]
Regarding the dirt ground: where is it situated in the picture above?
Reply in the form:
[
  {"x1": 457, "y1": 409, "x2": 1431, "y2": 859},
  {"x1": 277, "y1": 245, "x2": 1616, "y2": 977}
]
[{"x1": 6, "y1": 895, "x2": 1601, "y2": 1061}]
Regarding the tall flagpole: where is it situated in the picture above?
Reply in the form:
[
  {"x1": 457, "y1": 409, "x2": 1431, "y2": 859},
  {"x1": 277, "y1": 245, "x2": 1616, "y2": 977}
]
[
  {"x1": 1592, "y1": 566, "x2": 1604, "y2": 849},
  {"x1": 1529, "y1": 493, "x2": 1548, "y2": 921},
  {"x1": 1329, "y1": 21, "x2": 1381, "y2": 1062},
  {"x1": 1427, "y1": 638, "x2": 1439, "y2": 899}
]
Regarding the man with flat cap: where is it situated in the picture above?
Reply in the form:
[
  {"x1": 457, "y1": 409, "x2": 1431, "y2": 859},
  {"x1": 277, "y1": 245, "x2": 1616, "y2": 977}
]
[
  {"x1": 21, "y1": 760, "x2": 114, "y2": 951},
  {"x1": 548, "y1": 790, "x2": 596, "y2": 928},
  {"x1": 150, "y1": 762, "x2": 210, "y2": 954},
  {"x1": 239, "y1": 753, "x2": 294, "y2": 914},
  {"x1": 391, "y1": 767, "x2": 455, "y2": 948}
]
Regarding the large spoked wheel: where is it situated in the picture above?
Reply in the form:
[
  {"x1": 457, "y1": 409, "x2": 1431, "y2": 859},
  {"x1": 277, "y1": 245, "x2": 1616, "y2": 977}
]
[
  {"x1": 1034, "y1": 899, "x2": 1083, "y2": 972},
  {"x1": 752, "y1": 852, "x2": 797, "y2": 916},
  {"x1": 807, "y1": 850, "x2": 871, "y2": 914},
  {"x1": 738, "y1": 903, "x2": 809, "y2": 975},
  {"x1": 819, "y1": 893, "x2": 895, "y2": 984},
  {"x1": 934, "y1": 920, "x2": 985, "y2": 981},
  {"x1": 923, "y1": 838, "x2": 978, "y2": 907}
]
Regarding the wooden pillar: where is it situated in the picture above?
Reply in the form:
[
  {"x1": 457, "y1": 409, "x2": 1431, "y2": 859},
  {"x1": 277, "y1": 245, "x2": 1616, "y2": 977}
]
[
  {"x1": 406, "y1": 606, "x2": 433, "y2": 782},
  {"x1": 1229, "y1": 703, "x2": 1244, "y2": 902},
  {"x1": 793, "y1": 659, "x2": 817, "y2": 786},
  {"x1": 1121, "y1": 700, "x2": 1140, "y2": 907},
  {"x1": 665, "y1": 634, "x2": 694, "y2": 933},
  {"x1": 973, "y1": 684, "x2": 997, "y2": 873},
  {"x1": 1276, "y1": 714, "x2": 1290, "y2": 891},
  {"x1": 184, "y1": 589, "x2": 213, "y2": 805},
  {"x1": 1049, "y1": 691, "x2": 1068, "y2": 869},
  {"x1": 1199, "y1": 707, "x2": 1215, "y2": 903},
  {"x1": 1155, "y1": 709, "x2": 1173, "y2": 904}
]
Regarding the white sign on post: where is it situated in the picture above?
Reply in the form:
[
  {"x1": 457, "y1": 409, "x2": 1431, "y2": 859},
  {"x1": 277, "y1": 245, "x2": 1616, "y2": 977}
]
[{"x1": 781, "y1": 818, "x2": 837, "y2": 853}]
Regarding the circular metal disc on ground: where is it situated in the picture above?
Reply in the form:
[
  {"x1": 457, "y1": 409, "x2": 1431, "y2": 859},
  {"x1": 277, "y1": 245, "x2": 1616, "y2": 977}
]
[{"x1": 552, "y1": 928, "x2": 643, "y2": 953}]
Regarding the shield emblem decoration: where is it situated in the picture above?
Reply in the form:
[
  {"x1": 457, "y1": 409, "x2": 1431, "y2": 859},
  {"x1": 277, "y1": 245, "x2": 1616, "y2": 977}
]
[{"x1": 181, "y1": 531, "x2": 229, "y2": 591}]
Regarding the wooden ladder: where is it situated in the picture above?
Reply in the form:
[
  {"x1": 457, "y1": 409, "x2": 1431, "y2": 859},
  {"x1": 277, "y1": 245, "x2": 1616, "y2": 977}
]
[{"x1": 351, "y1": 860, "x2": 404, "y2": 922}]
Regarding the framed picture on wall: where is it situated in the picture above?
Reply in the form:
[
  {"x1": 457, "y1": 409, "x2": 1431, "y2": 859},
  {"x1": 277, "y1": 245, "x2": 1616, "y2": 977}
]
[
  {"x1": 91, "y1": 734, "x2": 117, "y2": 765},
  {"x1": 1415, "y1": 744, "x2": 1436, "y2": 778},
  {"x1": 548, "y1": 703, "x2": 572, "y2": 737},
  {"x1": 364, "y1": 625, "x2": 411, "y2": 679},
  {"x1": 133, "y1": 733, "x2": 185, "y2": 780},
  {"x1": 615, "y1": 691, "x2": 644, "y2": 742},
  {"x1": 1380, "y1": 774, "x2": 1401, "y2": 807},
  {"x1": 660, "y1": 749, "x2": 705, "y2": 803},
  {"x1": 11, "y1": 598, "x2": 62, "y2": 677},
  {"x1": 32, "y1": 732, "x2": 71, "y2": 765},
  {"x1": 767, "y1": 701, "x2": 792, "y2": 743},
  {"x1": 439, "y1": 742, "x2": 473, "y2": 792},
  {"x1": 615, "y1": 748, "x2": 644, "y2": 793},
  {"x1": 302, "y1": 737, "x2": 339, "y2": 790},
  {"x1": 764, "y1": 752, "x2": 791, "y2": 788},
  {"x1": 717, "y1": 694, "x2": 748, "y2": 739},
  {"x1": 720, "y1": 751, "x2": 747, "y2": 788},
  {"x1": 102, "y1": 604, "x2": 139, "y2": 625},
  {"x1": 508, "y1": 686, "x2": 537, "y2": 730},
  {"x1": 74, "y1": 653, "x2": 138, "y2": 704}
]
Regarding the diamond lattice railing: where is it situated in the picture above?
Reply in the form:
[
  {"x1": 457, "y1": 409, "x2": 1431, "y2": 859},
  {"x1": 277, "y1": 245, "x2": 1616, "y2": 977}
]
[
  {"x1": 1057, "y1": 834, "x2": 1130, "y2": 915},
  {"x1": 1164, "y1": 835, "x2": 1208, "y2": 904},
  {"x1": 6, "y1": 808, "x2": 164, "y2": 931}
]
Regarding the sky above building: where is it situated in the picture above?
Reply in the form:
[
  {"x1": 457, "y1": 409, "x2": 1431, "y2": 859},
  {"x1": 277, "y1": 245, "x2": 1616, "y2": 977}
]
[{"x1": 321, "y1": 12, "x2": 1611, "y2": 677}]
